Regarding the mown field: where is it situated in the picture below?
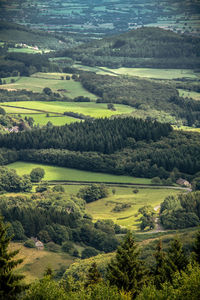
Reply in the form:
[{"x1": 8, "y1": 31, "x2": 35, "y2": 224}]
[
  {"x1": 85, "y1": 187, "x2": 182, "y2": 229},
  {"x1": 0, "y1": 73, "x2": 97, "y2": 99},
  {"x1": 1, "y1": 101, "x2": 134, "y2": 118},
  {"x1": 7, "y1": 162, "x2": 152, "y2": 184}
]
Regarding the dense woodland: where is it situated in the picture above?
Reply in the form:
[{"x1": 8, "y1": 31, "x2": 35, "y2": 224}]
[
  {"x1": 80, "y1": 73, "x2": 200, "y2": 126},
  {"x1": 0, "y1": 118, "x2": 199, "y2": 179},
  {"x1": 62, "y1": 27, "x2": 200, "y2": 68},
  {"x1": 160, "y1": 191, "x2": 200, "y2": 229},
  {"x1": 0, "y1": 190, "x2": 120, "y2": 255}
]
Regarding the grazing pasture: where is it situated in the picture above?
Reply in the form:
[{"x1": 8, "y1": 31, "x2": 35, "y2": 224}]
[
  {"x1": 7, "y1": 162, "x2": 151, "y2": 184},
  {"x1": 178, "y1": 89, "x2": 200, "y2": 100},
  {"x1": 85, "y1": 187, "x2": 182, "y2": 229},
  {"x1": 1, "y1": 101, "x2": 133, "y2": 118},
  {"x1": 22, "y1": 113, "x2": 80, "y2": 126},
  {"x1": 102, "y1": 67, "x2": 200, "y2": 79},
  {"x1": 0, "y1": 73, "x2": 97, "y2": 99}
]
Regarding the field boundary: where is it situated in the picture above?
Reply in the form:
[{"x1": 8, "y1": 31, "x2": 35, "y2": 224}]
[{"x1": 46, "y1": 180, "x2": 190, "y2": 191}]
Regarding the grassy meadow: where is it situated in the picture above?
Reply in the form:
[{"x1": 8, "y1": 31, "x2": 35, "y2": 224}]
[
  {"x1": 178, "y1": 89, "x2": 200, "y2": 100},
  {"x1": 102, "y1": 67, "x2": 200, "y2": 79},
  {"x1": 22, "y1": 113, "x2": 80, "y2": 126},
  {"x1": 7, "y1": 162, "x2": 151, "y2": 184},
  {"x1": 1, "y1": 101, "x2": 133, "y2": 118},
  {"x1": 9, "y1": 242, "x2": 74, "y2": 283},
  {"x1": 0, "y1": 73, "x2": 97, "y2": 99},
  {"x1": 85, "y1": 187, "x2": 182, "y2": 229}
]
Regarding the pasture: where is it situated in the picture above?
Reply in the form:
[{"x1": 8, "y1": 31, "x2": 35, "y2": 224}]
[
  {"x1": 7, "y1": 161, "x2": 152, "y2": 184},
  {"x1": 22, "y1": 113, "x2": 80, "y2": 126},
  {"x1": 1, "y1": 101, "x2": 133, "y2": 118},
  {"x1": 9, "y1": 242, "x2": 74, "y2": 283},
  {"x1": 96, "y1": 67, "x2": 200, "y2": 79},
  {"x1": 178, "y1": 89, "x2": 200, "y2": 100},
  {"x1": 86, "y1": 187, "x2": 182, "y2": 229},
  {"x1": 0, "y1": 73, "x2": 97, "y2": 99}
]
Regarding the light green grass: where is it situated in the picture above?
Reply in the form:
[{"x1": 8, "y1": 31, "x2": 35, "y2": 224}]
[
  {"x1": 0, "y1": 74, "x2": 97, "y2": 99},
  {"x1": 1, "y1": 106, "x2": 40, "y2": 114},
  {"x1": 7, "y1": 162, "x2": 151, "y2": 184},
  {"x1": 2, "y1": 101, "x2": 134, "y2": 118},
  {"x1": 173, "y1": 125, "x2": 200, "y2": 133},
  {"x1": 100, "y1": 68, "x2": 200, "y2": 79},
  {"x1": 86, "y1": 187, "x2": 182, "y2": 229},
  {"x1": 178, "y1": 89, "x2": 200, "y2": 100},
  {"x1": 8, "y1": 48, "x2": 42, "y2": 54},
  {"x1": 22, "y1": 113, "x2": 80, "y2": 126}
]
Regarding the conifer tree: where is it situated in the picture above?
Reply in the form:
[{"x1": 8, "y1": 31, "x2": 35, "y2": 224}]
[
  {"x1": 167, "y1": 238, "x2": 189, "y2": 272},
  {"x1": 106, "y1": 231, "x2": 146, "y2": 297},
  {"x1": 0, "y1": 217, "x2": 26, "y2": 299},
  {"x1": 85, "y1": 262, "x2": 102, "y2": 288},
  {"x1": 153, "y1": 240, "x2": 172, "y2": 289},
  {"x1": 193, "y1": 229, "x2": 200, "y2": 264}
]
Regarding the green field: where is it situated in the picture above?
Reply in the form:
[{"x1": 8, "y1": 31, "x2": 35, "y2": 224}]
[
  {"x1": 7, "y1": 162, "x2": 151, "y2": 184},
  {"x1": 178, "y1": 89, "x2": 200, "y2": 100},
  {"x1": 8, "y1": 47, "x2": 43, "y2": 54},
  {"x1": 173, "y1": 125, "x2": 200, "y2": 133},
  {"x1": 86, "y1": 186, "x2": 182, "y2": 229},
  {"x1": 1, "y1": 101, "x2": 133, "y2": 118},
  {"x1": 98, "y1": 67, "x2": 200, "y2": 79},
  {"x1": 1, "y1": 106, "x2": 39, "y2": 114},
  {"x1": 0, "y1": 73, "x2": 97, "y2": 99},
  {"x1": 9, "y1": 242, "x2": 74, "y2": 283},
  {"x1": 22, "y1": 113, "x2": 80, "y2": 126}
]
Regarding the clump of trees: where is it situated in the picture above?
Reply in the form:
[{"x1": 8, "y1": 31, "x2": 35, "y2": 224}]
[
  {"x1": 0, "y1": 167, "x2": 32, "y2": 192},
  {"x1": 160, "y1": 191, "x2": 200, "y2": 229},
  {"x1": 30, "y1": 167, "x2": 45, "y2": 182},
  {"x1": 78, "y1": 184, "x2": 108, "y2": 203}
]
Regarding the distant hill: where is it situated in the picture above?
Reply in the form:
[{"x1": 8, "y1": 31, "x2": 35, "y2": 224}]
[
  {"x1": 0, "y1": 21, "x2": 78, "y2": 50},
  {"x1": 62, "y1": 27, "x2": 200, "y2": 68}
]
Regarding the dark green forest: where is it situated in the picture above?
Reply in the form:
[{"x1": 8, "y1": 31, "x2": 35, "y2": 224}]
[{"x1": 61, "y1": 27, "x2": 200, "y2": 68}]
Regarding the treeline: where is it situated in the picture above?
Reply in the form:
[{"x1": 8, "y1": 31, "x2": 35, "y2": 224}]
[
  {"x1": 79, "y1": 72, "x2": 200, "y2": 126},
  {"x1": 17, "y1": 130, "x2": 200, "y2": 179},
  {"x1": 0, "y1": 52, "x2": 50, "y2": 77},
  {"x1": 160, "y1": 191, "x2": 200, "y2": 229},
  {"x1": 0, "y1": 118, "x2": 172, "y2": 154},
  {"x1": 0, "y1": 192, "x2": 119, "y2": 253},
  {"x1": 62, "y1": 27, "x2": 200, "y2": 68}
]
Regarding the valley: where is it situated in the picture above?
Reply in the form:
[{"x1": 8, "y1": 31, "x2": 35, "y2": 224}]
[{"x1": 0, "y1": 5, "x2": 200, "y2": 298}]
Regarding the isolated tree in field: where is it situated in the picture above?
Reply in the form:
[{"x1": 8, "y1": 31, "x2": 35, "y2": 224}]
[
  {"x1": 0, "y1": 218, "x2": 26, "y2": 299},
  {"x1": 107, "y1": 231, "x2": 146, "y2": 297},
  {"x1": 30, "y1": 167, "x2": 45, "y2": 182},
  {"x1": 43, "y1": 87, "x2": 52, "y2": 95}
]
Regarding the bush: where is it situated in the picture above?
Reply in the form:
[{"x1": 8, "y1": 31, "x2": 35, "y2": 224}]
[
  {"x1": 62, "y1": 241, "x2": 75, "y2": 253},
  {"x1": 52, "y1": 185, "x2": 65, "y2": 193},
  {"x1": 46, "y1": 242, "x2": 61, "y2": 252},
  {"x1": 24, "y1": 239, "x2": 35, "y2": 248},
  {"x1": 81, "y1": 247, "x2": 99, "y2": 259}
]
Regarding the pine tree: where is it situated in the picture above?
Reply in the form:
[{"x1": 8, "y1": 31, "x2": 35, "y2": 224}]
[
  {"x1": 153, "y1": 240, "x2": 172, "y2": 289},
  {"x1": 193, "y1": 229, "x2": 200, "y2": 264},
  {"x1": 0, "y1": 217, "x2": 26, "y2": 299},
  {"x1": 167, "y1": 238, "x2": 189, "y2": 272},
  {"x1": 106, "y1": 231, "x2": 146, "y2": 297},
  {"x1": 85, "y1": 262, "x2": 102, "y2": 288}
]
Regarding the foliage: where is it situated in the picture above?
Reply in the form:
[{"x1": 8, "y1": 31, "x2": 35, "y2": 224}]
[
  {"x1": 24, "y1": 239, "x2": 35, "y2": 248},
  {"x1": 82, "y1": 247, "x2": 99, "y2": 259},
  {"x1": 137, "y1": 263, "x2": 200, "y2": 300},
  {"x1": 193, "y1": 229, "x2": 200, "y2": 264},
  {"x1": 0, "y1": 167, "x2": 32, "y2": 192},
  {"x1": 0, "y1": 217, "x2": 26, "y2": 299},
  {"x1": 107, "y1": 231, "x2": 147, "y2": 297},
  {"x1": 138, "y1": 206, "x2": 156, "y2": 231},
  {"x1": 85, "y1": 262, "x2": 102, "y2": 287},
  {"x1": 30, "y1": 167, "x2": 45, "y2": 183},
  {"x1": 78, "y1": 184, "x2": 108, "y2": 203},
  {"x1": 160, "y1": 192, "x2": 200, "y2": 229}
]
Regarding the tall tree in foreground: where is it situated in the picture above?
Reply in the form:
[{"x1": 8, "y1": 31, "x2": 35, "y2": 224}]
[
  {"x1": 193, "y1": 229, "x2": 200, "y2": 264},
  {"x1": 0, "y1": 217, "x2": 26, "y2": 299},
  {"x1": 107, "y1": 231, "x2": 147, "y2": 298},
  {"x1": 167, "y1": 238, "x2": 189, "y2": 273}
]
